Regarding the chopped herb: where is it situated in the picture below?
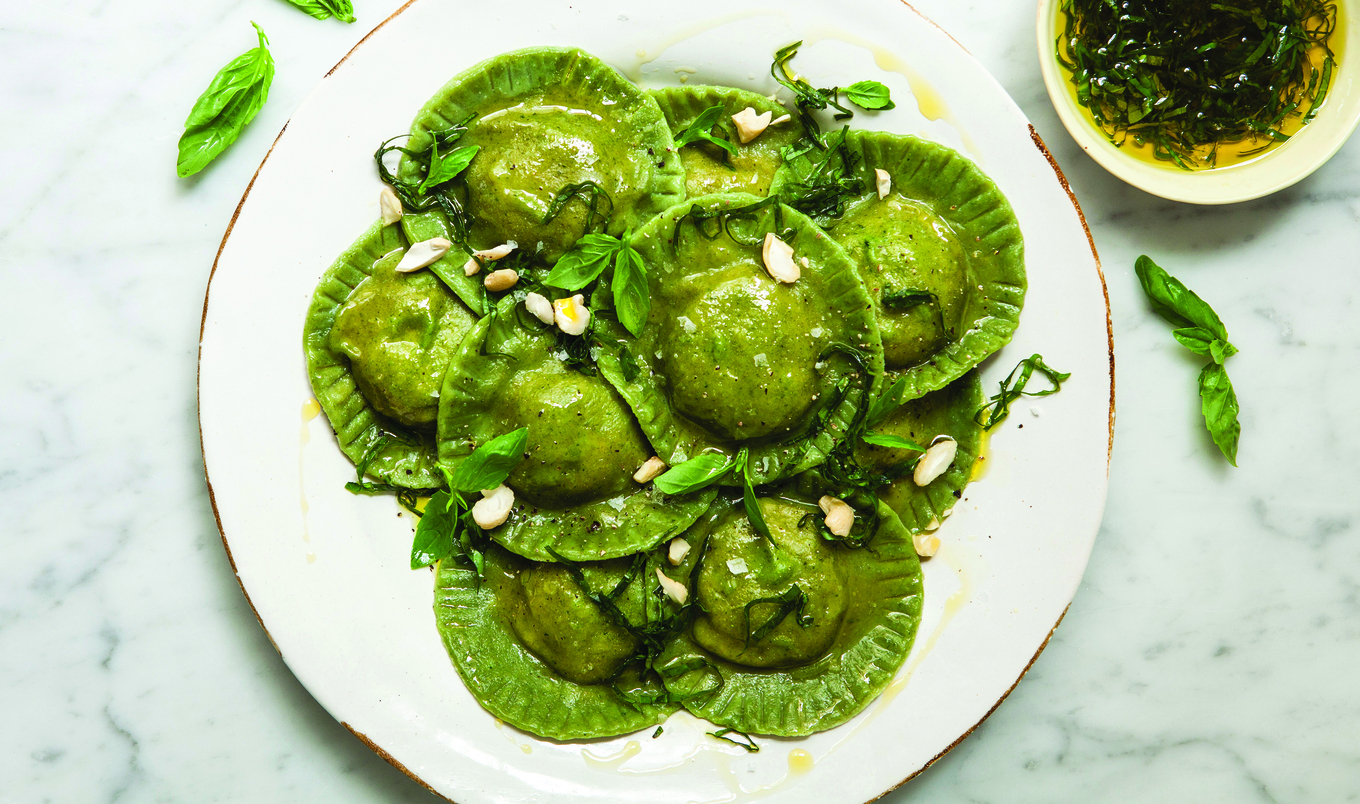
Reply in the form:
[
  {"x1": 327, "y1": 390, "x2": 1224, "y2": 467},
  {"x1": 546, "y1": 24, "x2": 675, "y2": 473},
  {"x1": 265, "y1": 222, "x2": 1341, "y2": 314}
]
[
  {"x1": 343, "y1": 433, "x2": 439, "y2": 512},
  {"x1": 777, "y1": 125, "x2": 864, "y2": 224},
  {"x1": 743, "y1": 585, "x2": 813, "y2": 648},
  {"x1": 618, "y1": 345, "x2": 642, "y2": 383},
  {"x1": 671, "y1": 196, "x2": 786, "y2": 250},
  {"x1": 374, "y1": 116, "x2": 478, "y2": 249},
  {"x1": 1056, "y1": 0, "x2": 1339, "y2": 168},
  {"x1": 542, "y1": 181, "x2": 614, "y2": 234},
  {"x1": 708, "y1": 728, "x2": 760, "y2": 752},
  {"x1": 176, "y1": 22, "x2": 274, "y2": 178},
  {"x1": 652, "y1": 726, "x2": 664, "y2": 739},
  {"x1": 1135, "y1": 255, "x2": 1241, "y2": 464},
  {"x1": 881, "y1": 289, "x2": 937, "y2": 311},
  {"x1": 974, "y1": 354, "x2": 1070, "y2": 430},
  {"x1": 770, "y1": 41, "x2": 894, "y2": 149}
]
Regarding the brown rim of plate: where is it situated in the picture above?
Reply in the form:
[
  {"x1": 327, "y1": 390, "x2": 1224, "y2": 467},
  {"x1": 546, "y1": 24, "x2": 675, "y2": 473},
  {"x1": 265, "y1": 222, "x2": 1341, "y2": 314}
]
[{"x1": 195, "y1": 1, "x2": 1113, "y2": 800}]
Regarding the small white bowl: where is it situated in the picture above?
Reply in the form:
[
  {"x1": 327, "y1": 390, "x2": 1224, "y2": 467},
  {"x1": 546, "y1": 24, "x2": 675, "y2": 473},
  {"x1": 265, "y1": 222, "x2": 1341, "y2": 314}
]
[{"x1": 1037, "y1": 0, "x2": 1360, "y2": 204}]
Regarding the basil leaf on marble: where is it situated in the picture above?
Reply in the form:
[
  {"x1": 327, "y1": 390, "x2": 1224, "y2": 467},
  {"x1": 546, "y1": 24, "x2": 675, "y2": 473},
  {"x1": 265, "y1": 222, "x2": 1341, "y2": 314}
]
[
  {"x1": 176, "y1": 22, "x2": 274, "y2": 178},
  {"x1": 449, "y1": 427, "x2": 529, "y2": 493},
  {"x1": 653, "y1": 452, "x2": 736, "y2": 495},
  {"x1": 411, "y1": 490, "x2": 459, "y2": 569},
  {"x1": 1135, "y1": 255, "x2": 1231, "y2": 342},
  {"x1": 844, "y1": 80, "x2": 896, "y2": 111},
  {"x1": 1136, "y1": 255, "x2": 1242, "y2": 465},
  {"x1": 673, "y1": 105, "x2": 738, "y2": 158},
  {"x1": 281, "y1": 0, "x2": 356, "y2": 23},
  {"x1": 420, "y1": 142, "x2": 479, "y2": 194},
  {"x1": 1199, "y1": 362, "x2": 1241, "y2": 466}
]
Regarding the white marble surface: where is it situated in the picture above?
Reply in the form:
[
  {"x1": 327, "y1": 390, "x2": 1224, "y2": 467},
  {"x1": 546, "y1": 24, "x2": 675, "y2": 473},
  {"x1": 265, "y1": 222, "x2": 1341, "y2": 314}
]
[{"x1": 2, "y1": 0, "x2": 1357, "y2": 801}]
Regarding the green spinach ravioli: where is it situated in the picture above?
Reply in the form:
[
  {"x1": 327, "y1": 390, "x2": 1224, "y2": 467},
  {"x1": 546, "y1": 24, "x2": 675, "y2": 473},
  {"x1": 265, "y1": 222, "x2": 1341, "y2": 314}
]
[
  {"x1": 860, "y1": 372, "x2": 984, "y2": 532},
  {"x1": 658, "y1": 496, "x2": 923, "y2": 736},
  {"x1": 780, "y1": 130, "x2": 1026, "y2": 400},
  {"x1": 434, "y1": 546, "x2": 675, "y2": 740},
  {"x1": 650, "y1": 86, "x2": 804, "y2": 198},
  {"x1": 400, "y1": 47, "x2": 686, "y2": 266},
  {"x1": 437, "y1": 294, "x2": 715, "y2": 562},
  {"x1": 594, "y1": 193, "x2": 884, "y2": 486},
  {"x1": 303, "y1": 221, "x2": 478, "y2": 488}
]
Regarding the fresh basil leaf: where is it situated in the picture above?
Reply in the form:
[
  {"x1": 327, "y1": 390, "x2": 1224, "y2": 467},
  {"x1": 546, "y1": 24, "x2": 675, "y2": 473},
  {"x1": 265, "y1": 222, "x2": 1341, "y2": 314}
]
[
  {"x1": 1199, "y1": 362, "x2": 1241, "y2": 466},
  {"x1": 653, "y1": 452, "x2": 735, "y2": 495},
  {"x1": 866, "y1": 377, "x2": 909, "y2": 429},
  {"x1": 613, "y1": 243, "x2": 651, "y2": 337},
  {"x1": 674, "y1": 105, "x2": 738, "y2": 157},
  {"x1": 1209, "y1": 339, "x2": 1237, "y2": 365},
  {"x1": 545, "y1": 233, "x2": 620, "y2": 290},
  {"x1": 1172, "y1": 326, "x2": 1216, "y2": 355},
  {"x1": 740, "y1": 449, "x2": 772, "y2": 543},
  {"x1": 861, "y1": 432, "x2": 926, "y2": 451},
  {"x1": 450, "y1": 427, "x2": 529, "y2": 493},
  {"x1": 1135, "y1": 255, "x2": 1230, "y2": 342},
  {"x1": 882, "y1": 288, "x2": 936, "y2": 311},
  {"x1": 845, "y1": 80, "x2": 896, "y2": 110},
  {"x1": 420, "y1": 143, "x2": 479, "y2": 194},
  {"x1": 176, "y1": 22, "x2": 274, "y2": 178},
  {"x1": 280, "y1": 0, "x2": 356, "y2": 23},
  {"x1": 410, "y1": 491, "x2": 459, "y2": 569}
]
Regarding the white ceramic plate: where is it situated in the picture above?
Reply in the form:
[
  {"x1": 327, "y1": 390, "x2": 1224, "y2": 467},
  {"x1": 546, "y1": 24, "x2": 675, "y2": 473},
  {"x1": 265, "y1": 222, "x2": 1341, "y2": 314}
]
[
  {"x1": 1037, "y1": 0, "x2": 1360, "y2": 205},
  {"x1": 198, "y1": 1, "x2": 1113, "y2": 801}
]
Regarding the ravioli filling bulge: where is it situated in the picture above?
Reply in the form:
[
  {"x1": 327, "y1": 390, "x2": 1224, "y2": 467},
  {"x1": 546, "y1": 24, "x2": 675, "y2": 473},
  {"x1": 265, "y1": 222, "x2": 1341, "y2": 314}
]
[
  {"x1": 831, "y1": 194, "x2": 970, "y2": 370},
  {"x1": 495, "y1": 559, "x2": 642, "y2": 686},
  {"x1": 491, "y1": 356, "x2": 650, "y2": 508},
  {"x1": 659, "y1": 259, "x2": 830, "y2": 442},
  {"x1": 692, "y1": 498, "x2": 848, "y2": 669},
  {"x1": 328, "y1": 249, "x2": 476, "y2": 427},
  {"x1": 465, "y1": 99, "x2": 650, "y2": 259}
]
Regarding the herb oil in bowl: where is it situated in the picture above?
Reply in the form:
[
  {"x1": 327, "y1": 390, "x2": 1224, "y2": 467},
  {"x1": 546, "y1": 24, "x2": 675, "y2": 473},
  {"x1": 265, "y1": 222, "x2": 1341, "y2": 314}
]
[{"x1": 1054, "y1": 0, "x2": 1342, "y2": 170}]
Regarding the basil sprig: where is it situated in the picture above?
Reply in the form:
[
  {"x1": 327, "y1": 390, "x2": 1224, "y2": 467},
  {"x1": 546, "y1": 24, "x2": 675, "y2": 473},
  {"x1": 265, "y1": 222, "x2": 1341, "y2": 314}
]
[
  {"x1": 406, "y1": 427, "x2": 530, "y2": 571},
  {"x1": 176, "y1": 22, "x2": 274, "y2": 178},
  {"x1": 1135, "y1": 255, "x2": 1241, "y2": 465},
  {"x1": 673, "y1": 105, "x2": 738, "y2": 159},
  {"x1": 974, "y1": 355, "x2": 1070, "y2": 430},
  {"x1": 546, "y1": 230, "x2": 651, "y2": 337},
  {"x1": 281, "y1": 0, "x2": 355, "y2": 23}
]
